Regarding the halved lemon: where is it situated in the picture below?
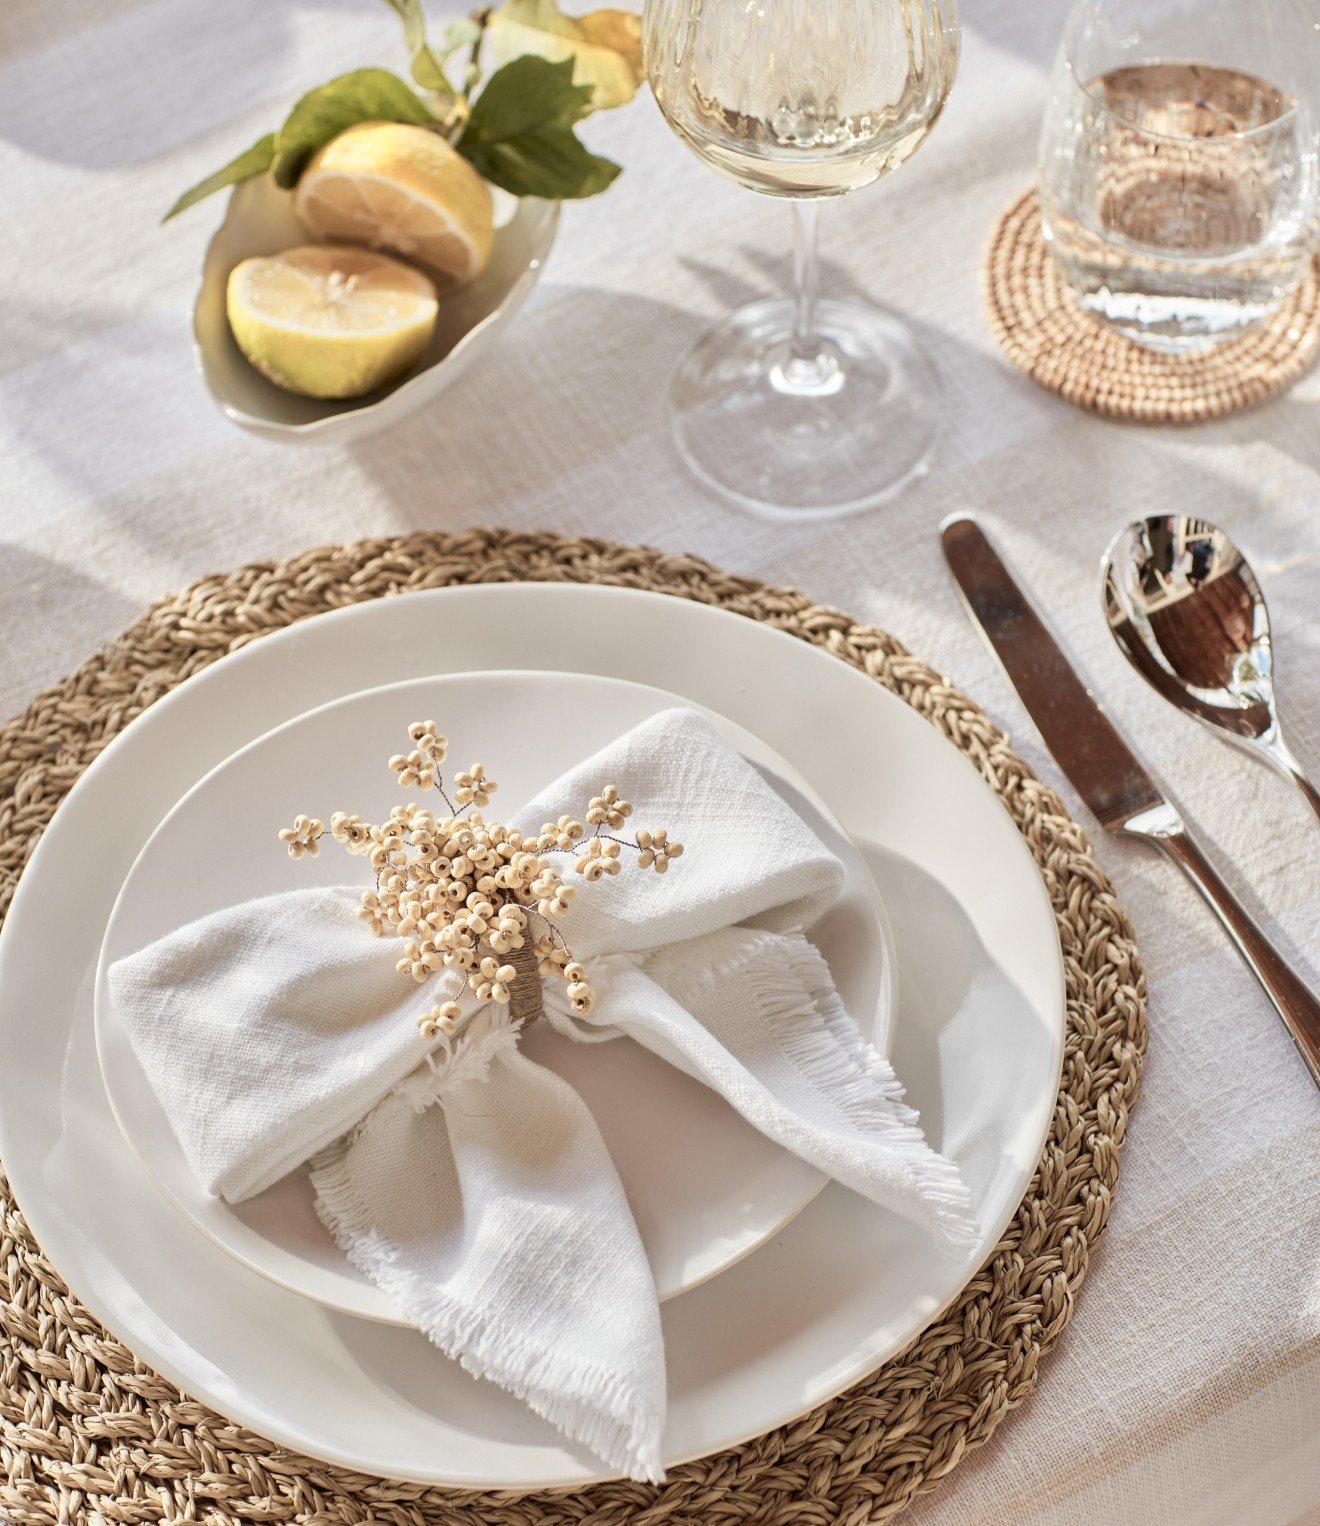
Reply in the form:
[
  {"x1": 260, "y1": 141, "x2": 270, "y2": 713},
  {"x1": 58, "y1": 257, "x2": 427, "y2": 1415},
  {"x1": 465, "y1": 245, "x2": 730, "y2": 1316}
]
[
  {"x1": 226, "y1": 244, "x2": 439, "y2": 399},
  {"x1": 294, "y1": 122, "x2": 494, "y2": 289}
]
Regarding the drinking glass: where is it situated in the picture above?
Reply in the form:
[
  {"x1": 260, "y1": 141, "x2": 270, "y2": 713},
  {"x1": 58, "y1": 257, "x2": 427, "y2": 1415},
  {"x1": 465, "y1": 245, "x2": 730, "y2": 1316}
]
[
  {"x1": 643, "y1": 0, "x2": 959, "y2": 519},
  {"x1": 1038, "y1": 0, "x2": 1320, "y2": 354}
]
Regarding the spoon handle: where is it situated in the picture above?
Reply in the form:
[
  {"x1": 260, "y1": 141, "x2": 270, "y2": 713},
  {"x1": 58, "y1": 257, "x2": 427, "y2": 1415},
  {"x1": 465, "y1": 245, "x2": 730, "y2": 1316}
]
[
  {"x1": 1289, "y1": 769, "x2": 1320, "y2": 824},
  {"x1": 1132, "y1": 817, "x2": 1320, "y2": 1084},
  {"x1": 1263, "y1": 736, "x2": 1320, "y2": 825}
]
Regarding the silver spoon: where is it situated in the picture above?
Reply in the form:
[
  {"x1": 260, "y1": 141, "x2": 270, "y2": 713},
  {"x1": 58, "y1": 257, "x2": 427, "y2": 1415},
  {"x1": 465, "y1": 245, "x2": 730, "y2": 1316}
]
[{"x1": 1102, "y1": 515, "x2": 1320, "y2": 822}]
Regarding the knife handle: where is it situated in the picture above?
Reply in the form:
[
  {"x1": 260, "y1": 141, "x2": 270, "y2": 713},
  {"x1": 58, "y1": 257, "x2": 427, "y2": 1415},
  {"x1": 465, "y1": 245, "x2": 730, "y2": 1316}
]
[{"x1": 1125, "y1": 804, "x2": 1320, "y2": 1084}]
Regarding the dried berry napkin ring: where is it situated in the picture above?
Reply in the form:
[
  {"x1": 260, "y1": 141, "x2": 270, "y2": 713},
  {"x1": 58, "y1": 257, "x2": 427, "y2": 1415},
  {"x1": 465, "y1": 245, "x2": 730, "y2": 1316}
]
[{"x1": 277, "y1": 721, "x2": 682, "y2": 1037}]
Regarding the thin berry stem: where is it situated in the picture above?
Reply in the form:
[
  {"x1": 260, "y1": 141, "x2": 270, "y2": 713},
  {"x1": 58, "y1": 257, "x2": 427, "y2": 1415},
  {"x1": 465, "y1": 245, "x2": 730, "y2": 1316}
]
[{"x1": 596, "y1": 831, "x2": 642, "y2": 851}]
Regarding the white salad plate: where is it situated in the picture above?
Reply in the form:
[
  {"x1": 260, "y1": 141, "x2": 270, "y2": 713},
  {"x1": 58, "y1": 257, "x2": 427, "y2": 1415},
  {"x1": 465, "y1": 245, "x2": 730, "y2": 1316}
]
[
  {"x1": 95, "y1": 670, "x2": 895, "y2": 1319},
  {"x1": 194, "y1": 174, "x2": 558, "y2": 444},
  {"x1": 0, "y1": 584, "x2": 1065, "y2": 1490}
]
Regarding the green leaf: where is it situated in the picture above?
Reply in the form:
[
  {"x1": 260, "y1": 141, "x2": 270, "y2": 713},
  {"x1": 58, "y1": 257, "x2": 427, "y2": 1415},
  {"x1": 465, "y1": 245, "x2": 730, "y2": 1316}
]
[
  {"x1": 460, "y1": 121, "x2": 620, "y2": 197},
  {"x1": 376, "y1": 0, "x2": 460, "y2": 103},
  {"x1": 443, "y1": 15, "x2": 485, "y2": 94},
  {"x1": 270, "y1": 67, "x2": 438, "y2": 188},
  {"x1": 462, "y1": 53, "x2": 593, "y2": 137},
  {"x1": 442, "y1": 15, "x2": 483, "y2": 53},
  {"x1": 162, "y1": 132, "x2": 276, "y2": 221},
  {"x1": 456, "y1": 55, "x2": 620, "y2": 198},
  {"x1": 485, "y1": 1, "x2": 644, "y2": 112}
]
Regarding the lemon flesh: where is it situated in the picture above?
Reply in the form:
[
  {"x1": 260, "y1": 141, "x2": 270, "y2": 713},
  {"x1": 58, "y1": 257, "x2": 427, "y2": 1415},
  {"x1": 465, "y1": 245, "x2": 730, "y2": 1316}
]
[
  {"x1": 294, "y1": 122, "x2": 494, "y2": 289},
  {"x1": 226, "y1": 244, "x2": 439, "y2": 400}
]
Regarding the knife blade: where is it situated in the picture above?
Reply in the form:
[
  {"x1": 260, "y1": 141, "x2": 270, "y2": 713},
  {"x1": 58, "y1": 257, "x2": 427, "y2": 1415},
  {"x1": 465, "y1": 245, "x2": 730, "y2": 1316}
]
[
  {"x1": 940, "y1": 514, "x2": 1161, "y2": 831},
  {"x1": 940, "y1": 511, "x2": 1320, "y2": 1085}
]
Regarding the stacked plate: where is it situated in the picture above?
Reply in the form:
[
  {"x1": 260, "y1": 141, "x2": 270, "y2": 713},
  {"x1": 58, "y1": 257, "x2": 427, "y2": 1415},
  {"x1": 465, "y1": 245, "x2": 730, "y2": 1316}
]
[{"x1": 0, "y1": 585, "x2": 1064, "y2": 1489}]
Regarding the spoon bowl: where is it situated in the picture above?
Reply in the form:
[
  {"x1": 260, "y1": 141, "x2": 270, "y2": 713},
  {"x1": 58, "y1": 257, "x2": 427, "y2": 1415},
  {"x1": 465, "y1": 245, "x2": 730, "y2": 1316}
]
[{"x1": 1102, "y1": 515, "x2": 1319, "y2": 819}]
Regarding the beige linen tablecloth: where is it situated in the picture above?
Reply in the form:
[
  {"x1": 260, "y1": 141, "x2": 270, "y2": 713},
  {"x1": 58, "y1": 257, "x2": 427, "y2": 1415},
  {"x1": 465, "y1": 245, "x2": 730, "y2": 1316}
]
[{"x1": 1, "y1": 0, "x2": 1317, "y2": 1520}]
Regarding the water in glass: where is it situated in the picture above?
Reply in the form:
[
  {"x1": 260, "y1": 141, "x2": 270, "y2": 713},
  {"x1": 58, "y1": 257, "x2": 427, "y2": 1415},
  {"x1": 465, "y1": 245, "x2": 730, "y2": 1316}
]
[{"x1": 1038, "y1": 0, "x2": 1319, "y2": 353}]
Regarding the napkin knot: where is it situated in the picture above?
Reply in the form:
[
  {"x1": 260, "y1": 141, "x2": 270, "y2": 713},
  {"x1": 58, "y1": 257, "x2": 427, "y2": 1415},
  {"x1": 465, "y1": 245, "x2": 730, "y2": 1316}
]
[{"x1": 384, "y1": 1003, "x2": 525, "y2": 1116}]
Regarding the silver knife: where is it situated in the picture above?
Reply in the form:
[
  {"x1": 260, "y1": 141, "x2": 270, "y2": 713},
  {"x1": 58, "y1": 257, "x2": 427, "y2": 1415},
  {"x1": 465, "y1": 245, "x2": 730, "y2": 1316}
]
[{"x1": 941, "y1": 512, "x2": 1320, "y2": 1086}]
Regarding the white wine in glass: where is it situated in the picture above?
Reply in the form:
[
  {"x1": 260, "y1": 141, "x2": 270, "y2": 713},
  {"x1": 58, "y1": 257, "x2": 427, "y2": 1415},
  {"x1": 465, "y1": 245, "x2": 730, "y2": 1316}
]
[{"x1": 644, "y1": 0, "x2": 959, "y2": 518}]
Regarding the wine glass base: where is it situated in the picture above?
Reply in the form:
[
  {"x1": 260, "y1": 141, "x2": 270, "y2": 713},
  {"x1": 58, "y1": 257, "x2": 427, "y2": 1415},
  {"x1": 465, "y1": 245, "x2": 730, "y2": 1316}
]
[{"x1": 668, "y1": 297, "x2": 942, "y2": 520}]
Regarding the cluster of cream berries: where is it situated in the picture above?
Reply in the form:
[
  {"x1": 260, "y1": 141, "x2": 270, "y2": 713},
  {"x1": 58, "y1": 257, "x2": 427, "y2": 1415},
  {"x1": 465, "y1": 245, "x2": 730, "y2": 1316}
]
[{"x1": 278, "y1": 721, "x2": 682, "y2": 1040}]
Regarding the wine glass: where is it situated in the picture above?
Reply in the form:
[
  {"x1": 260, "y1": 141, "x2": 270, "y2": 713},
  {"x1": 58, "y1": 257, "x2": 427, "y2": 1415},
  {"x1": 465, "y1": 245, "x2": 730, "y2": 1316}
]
[
  {"x1": 1038, "y1": 0, "x2": 1320, "y2": 354},
  {"x1": 643, "y1": 0, "x2": 960, "y2": 520}
]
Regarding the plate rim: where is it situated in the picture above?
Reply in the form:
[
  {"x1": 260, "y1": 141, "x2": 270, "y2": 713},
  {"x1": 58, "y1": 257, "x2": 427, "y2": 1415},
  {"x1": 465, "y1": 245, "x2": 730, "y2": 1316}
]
[
  {"x1": 92, "y1": 666, "x2": 896, "y2": 1321},
  {"x1": 0, "y1": 581, "x2": 1066, "y2": 1489}
]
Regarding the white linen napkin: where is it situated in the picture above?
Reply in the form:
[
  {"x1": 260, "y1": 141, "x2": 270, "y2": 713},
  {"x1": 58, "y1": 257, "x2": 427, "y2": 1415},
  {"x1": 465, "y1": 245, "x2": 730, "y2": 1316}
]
[{"x1": 109, "y1": 707, "x2": 973, "y2": 1481}]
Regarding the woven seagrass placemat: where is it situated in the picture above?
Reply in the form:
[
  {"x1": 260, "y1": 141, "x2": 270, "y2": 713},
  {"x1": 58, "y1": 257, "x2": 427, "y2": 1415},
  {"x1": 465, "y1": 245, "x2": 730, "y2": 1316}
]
[
  {"x1": 986, "y1": 188, "x2": 1320, "y2": 422},
  {"x1": 0, "y1": 530, "x2": 1146, "y2": 1524}
]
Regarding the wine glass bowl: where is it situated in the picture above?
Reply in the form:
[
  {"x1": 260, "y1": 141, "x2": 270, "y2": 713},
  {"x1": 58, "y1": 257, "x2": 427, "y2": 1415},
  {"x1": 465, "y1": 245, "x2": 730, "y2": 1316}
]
[
  {"x1": 643, "y1": 0, "x2": 959, "y2": 519},
  {"x1": 645, "y1": 0, "x2": 957, "y2": 199}
]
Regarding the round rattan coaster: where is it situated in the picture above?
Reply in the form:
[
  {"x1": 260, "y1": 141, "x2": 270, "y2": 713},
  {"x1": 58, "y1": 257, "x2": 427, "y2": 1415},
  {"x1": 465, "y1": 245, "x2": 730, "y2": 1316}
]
[
  {"x1": 0, "y1": 531, "x2": 1145, "y2": 1524},
  {"x1": 985, "y1": 188, "x2": 1320, "y2": 422}
]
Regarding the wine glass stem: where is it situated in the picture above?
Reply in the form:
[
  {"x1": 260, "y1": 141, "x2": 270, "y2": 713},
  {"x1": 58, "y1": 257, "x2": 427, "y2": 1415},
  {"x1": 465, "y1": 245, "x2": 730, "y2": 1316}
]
[
  {"x1": 778, "y1": 201, "x2": 840, "y2": 394},
  {"x1": 791, "y1": 201, "x2": 822, "y2": 361}
]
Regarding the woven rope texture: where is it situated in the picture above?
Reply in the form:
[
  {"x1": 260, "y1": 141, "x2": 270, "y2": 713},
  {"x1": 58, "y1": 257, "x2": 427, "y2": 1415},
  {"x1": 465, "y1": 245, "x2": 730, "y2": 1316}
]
[
  {"x1": 0, "y1": 530, "x2": 1146, "y2": 1524},
  {"x1": 985, "y1": 189, "x2": 1320, "y2": 422}
]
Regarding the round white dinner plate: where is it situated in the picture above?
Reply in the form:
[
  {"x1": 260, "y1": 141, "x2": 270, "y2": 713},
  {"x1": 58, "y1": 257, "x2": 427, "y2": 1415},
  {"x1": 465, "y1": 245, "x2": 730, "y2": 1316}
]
[
  {"x1": 95, "y1": 671, "x2": 894, "y2": 1318},
  {"x1": 0, "y1": 584, "x2": 1065, "y2": 1490}
]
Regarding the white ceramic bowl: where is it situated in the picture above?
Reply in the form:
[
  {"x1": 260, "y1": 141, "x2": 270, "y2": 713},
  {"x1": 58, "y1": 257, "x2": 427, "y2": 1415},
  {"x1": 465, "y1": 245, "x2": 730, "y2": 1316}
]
[{"x1": 192, "y1": 174, "x2": 559, "y2": 445}]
